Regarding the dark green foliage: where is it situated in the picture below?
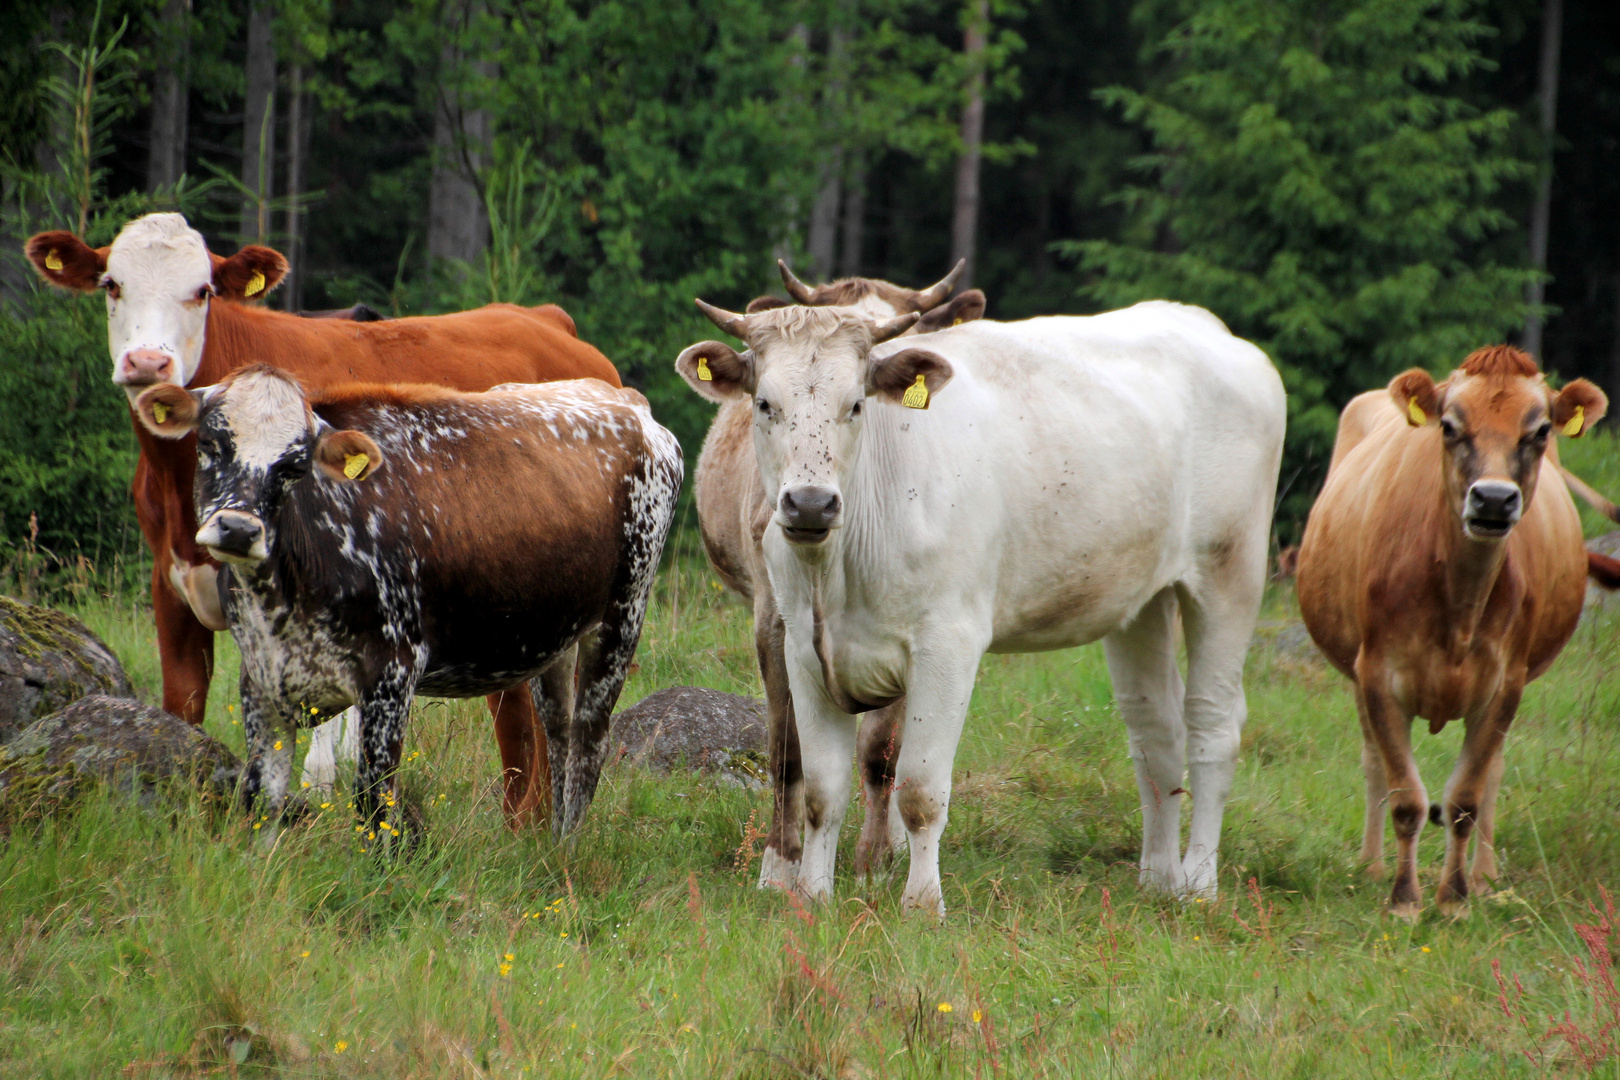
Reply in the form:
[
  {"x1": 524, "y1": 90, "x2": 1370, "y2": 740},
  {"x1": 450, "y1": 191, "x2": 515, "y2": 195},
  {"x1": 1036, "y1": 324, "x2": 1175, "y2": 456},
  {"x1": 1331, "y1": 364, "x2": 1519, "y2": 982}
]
[
  {"x1": 1062, "y1": 0, "x2": 1537, "y2": 532},
  {"x1": 0, "y1": 290, "x2": 140, "y2": 571}
]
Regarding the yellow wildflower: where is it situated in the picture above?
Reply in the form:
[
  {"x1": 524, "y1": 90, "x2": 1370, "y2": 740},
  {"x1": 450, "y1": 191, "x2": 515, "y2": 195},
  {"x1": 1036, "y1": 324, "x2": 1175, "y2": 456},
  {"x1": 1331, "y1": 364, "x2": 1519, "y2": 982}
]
[
  {"x1": 937, "y1": 1002, "x2": 952, "y2": 1014},
  {"x1": 972, "y1": 1009, "x2": 983, "y2": 1024},
  {"x1": 333, "y1": 1040, "x2": 347, "y2": 1053}
]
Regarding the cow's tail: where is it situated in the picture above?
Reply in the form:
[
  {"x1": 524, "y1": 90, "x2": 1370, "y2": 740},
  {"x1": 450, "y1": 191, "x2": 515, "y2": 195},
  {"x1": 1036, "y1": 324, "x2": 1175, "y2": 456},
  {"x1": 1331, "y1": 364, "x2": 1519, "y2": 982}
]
[
  {"x1": 1590, "y1": 551, "x2": 1620, "y2": 590},
  {"x1": 1562, "y1": 465, "x2": 1620, "y2": 523}
]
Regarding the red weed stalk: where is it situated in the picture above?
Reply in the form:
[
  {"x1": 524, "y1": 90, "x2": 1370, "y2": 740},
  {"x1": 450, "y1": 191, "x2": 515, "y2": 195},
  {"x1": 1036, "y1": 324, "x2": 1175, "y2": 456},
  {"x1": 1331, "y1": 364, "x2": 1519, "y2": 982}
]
[
  {"x1": 1546, "y1": 887, "x2": 1620, "y2": 1071},
  {"x1": 1490, "y1": 958, "x2": 1543, "y2": 1067}
]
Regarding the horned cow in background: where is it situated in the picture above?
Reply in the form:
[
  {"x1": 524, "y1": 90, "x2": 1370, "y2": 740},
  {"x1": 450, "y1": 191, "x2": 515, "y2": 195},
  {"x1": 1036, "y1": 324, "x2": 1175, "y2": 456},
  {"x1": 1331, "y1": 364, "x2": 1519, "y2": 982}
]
[{"x1": 134, "y1": 367, "x2": 681, "y2": 836}]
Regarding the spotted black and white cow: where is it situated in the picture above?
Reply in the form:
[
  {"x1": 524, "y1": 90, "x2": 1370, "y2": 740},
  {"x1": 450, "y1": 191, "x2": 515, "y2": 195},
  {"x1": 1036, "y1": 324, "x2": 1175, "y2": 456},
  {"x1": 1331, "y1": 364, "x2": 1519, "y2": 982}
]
[{"x1": 133, "y1": 366, "x2": 682, "y2": 836}]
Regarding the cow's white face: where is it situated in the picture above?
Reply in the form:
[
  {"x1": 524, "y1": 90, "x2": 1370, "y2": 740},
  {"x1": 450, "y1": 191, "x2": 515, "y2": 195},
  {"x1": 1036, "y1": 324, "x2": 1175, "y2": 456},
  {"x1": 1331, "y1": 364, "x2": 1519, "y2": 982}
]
[
  {"x1": 102, "y1": 214, "x2": 215, "y2": 401},
  {"x1": 676, "y1": 304, "x2": 953, "y2": 548},
  {"x1": 131, "y1": 366, "x2": 383, "y2": 565},
  {"x1": 24, "y1": 211, "x2": 289, "y2": 406}
]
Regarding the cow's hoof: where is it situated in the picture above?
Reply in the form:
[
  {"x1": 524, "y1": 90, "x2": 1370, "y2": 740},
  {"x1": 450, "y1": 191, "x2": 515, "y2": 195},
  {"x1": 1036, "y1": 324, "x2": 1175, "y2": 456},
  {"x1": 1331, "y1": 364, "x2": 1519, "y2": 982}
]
[
  {"x1": 1387, "y1": 900, "x2": 1423, "y2": 922},
  {"x1": 900, "y1": 892, "x2": 946, "y2": 921},
  {"x1": 758, "y1": 847, "x2": 800, "y2": 891},
  {"x1": 1360, "y1": 858, "x2": 1389, "y2": 881}
]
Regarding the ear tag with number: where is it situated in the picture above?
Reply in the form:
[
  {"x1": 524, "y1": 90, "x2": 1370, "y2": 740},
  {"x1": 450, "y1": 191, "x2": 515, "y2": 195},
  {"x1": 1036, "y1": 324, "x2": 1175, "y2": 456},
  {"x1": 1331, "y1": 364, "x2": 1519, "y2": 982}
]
[
  {"x1": 343, "y1": 453, "x2": 369, "y2": 479},
  {"x1": 902, "y1": 373, "x2": 929, "y2": 410},
  {"x1": 244, "y1": 270, "x2": 266, "y2": 297},
  {"x1": 1564, "y1": 405, "x2": 1585, "y2": 437},
  {"x1": 152, "y1": 402, "x2": 170, "y2": 424},
  {"x1": 696, "y1": 356, "x2": 712, "y2": 382},
  {"x1": 1407, "y1": 398, "x2": 1426, "y2": 426},
  {"x1": 44, "y1": 251, "x2": 63, "y2": 272}
]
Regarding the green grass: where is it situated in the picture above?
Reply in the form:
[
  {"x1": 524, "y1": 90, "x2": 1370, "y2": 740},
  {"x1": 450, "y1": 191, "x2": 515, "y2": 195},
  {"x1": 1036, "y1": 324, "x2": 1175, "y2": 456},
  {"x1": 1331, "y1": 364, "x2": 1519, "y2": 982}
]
[{"x1": 7, "y1": 526, "x2": 1620, "y2": 1077}]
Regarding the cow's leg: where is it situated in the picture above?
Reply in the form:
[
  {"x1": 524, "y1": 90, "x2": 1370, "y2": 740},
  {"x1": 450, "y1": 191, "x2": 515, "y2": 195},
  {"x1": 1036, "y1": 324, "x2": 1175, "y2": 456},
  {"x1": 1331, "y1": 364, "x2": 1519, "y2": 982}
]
[
  {"x1": 300, "y1": 709, "x2": 359, "y2": 794},
  {"x1": 1438, "y1": 685, "x2": 1520, "y2": 914},
  {"x1": 1104, "y1": 587, "x2": 1186, "y2": 894},
  {"x1": 1358, "y1": 711, "x2": 1389, "y2": 877},
  {"x1": 890, "y1": 643, "x2": 981, "y2": 918},
  {"x1": 1469, "y1": 746, "x2": 1507, "y2": 895},
  {"x1": 153, "y1": 562, "x2": 215, "y2": 724},
  {"x1": 528, "y1": 647, "x2": 578, "y2": 830},
  {"x1": 490, "y1": 680, "x2": 549, "y2": 827},
  {"x1": 354, "y1": 664, "x2": 415, "y2": 842},
  {"x1": 785, "y1": 653, "x2": 858, "y2": 905},
  {"x1": 1177, "y1": 573, "x2": 1263, "y2": 900},
  {"x1": 757, "y1": 593, "x2": 805, "y2": 890},
  {"x1": 554, "y1": 593, "x2": 651, "y2": 838},
  {"x1": 853, "y1": 700, "x2": 905, "y2": 877},
  {"x1": 1355, "y1": 667, "x2": 1427, "y2": 917},
  {"x1": 239, "y1": 673, "x2": 294, "y2": 822}
]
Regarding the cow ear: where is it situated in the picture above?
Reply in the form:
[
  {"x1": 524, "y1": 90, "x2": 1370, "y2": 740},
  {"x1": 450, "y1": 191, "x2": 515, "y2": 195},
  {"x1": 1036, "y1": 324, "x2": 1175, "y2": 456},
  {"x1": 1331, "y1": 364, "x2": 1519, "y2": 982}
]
[
  {"x1": 212, "y1": 244, "x2": 288, "y2": 301},
  {"x1": 25, "y1": 231, "x2": 108, "y2": 292},
  {"x1": 1552, "y1": 378, "x2": 1608, "y2": 438},
  {"x1": 1389, "y1": 368, "x2": 1441, "y2": 426},
  {"x1": 314, "y1": 430, "x2": 384, "y2": 482},
  {"x1": 914, "y1": 289, "x2": 986, "y2": 334},
  {"x1": 745, "y1": 294, "x2": 790, "y2": 314},
  {"x1": 134, "y1": 384, "x2": 203, "y2": 438},
  {"x1": 676, "y1": 341, "x2": 753, "y2": 403},
  {"x1": 868, "y1": 347, "x2": 953, "y2": 409}
]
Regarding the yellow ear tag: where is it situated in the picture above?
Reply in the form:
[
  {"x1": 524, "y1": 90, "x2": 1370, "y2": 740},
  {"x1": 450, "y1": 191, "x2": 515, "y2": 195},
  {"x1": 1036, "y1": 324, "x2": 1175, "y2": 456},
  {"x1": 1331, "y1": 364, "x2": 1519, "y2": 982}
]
[
  {"x1": 1407, "y1": 398, "x2": 1426, "y2": 426},
  {"x1": 1564, "y1": 405, "x2": 1585, "y2": 437},
  {"x1": 343, "y1": 453, "x2": 369, "y2": 479},
  {"x1": 952, "y1": 317, "x2": 963, "y2": 326},
  {"x1": 244, "y1": 270, "x2": 265, "y2": 297},
  {"x1": 152, "y1": 402, "x2": 170, "y2": 424},
  {"x1": 44, "y1": 250, "x2": 63, "y2": 272},
  {"x1": 696, "y1": 356, "x2": 712, "y2": 382},
  {"x1": 902, "y1": 373, "x2": 929, "y2": 410}
]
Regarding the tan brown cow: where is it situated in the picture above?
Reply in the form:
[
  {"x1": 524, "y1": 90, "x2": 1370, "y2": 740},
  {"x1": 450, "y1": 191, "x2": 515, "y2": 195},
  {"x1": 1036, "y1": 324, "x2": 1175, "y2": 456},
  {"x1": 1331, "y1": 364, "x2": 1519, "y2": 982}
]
[
  {"x1": 25, "y1": 212, "x2": 621, "y2": 824},
  {"x1": 694, "y1": 260, "x2": 986, "y2": 889},
  {"x1": 1296, "y1": 346, "x2": 1606, "y2": 916}
]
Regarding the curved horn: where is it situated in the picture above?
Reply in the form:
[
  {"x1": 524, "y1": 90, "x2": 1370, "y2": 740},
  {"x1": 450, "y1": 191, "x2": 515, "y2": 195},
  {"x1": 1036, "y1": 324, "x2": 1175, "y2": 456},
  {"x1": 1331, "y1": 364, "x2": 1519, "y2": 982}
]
[
  {"x1": 777, "y1": 259, "x2": 817, "y2": 304},
  {"x1": 913, "y1": 259, "x2": 966, "y2": 310},
  {"x1": 695, "y1": 298, "x2": 751, "y2": 341},
  {"x1": 871, "y1": 312, "x2": 921, "y2": 344}
]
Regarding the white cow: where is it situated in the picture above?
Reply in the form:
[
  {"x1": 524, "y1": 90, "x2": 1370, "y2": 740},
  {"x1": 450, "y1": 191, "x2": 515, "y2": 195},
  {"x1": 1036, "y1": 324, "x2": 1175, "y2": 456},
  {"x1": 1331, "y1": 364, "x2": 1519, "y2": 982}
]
[{"x1": 676, "y1": 301, "x2": 1285, "y2": 915}]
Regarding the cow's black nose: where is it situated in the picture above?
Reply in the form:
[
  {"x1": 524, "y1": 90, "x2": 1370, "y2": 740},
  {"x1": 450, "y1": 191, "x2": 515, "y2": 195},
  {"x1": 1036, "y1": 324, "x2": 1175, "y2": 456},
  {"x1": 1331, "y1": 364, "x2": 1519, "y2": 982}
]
[
  {"x1": 1466, "y1": 481, "x2": 1521, "y2": 522},
  {"x1": 210, "y1": 511, "x2": 263, "y2": 556},
  {"x1": 780, "y1": 486, "x2": 842, "y2": 535}
]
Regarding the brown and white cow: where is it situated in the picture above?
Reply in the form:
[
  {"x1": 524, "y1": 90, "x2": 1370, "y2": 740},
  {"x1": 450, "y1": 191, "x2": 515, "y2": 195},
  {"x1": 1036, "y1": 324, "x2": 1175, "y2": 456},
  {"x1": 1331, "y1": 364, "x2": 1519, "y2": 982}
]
[
  {"x1": 693, "y1": 260, "x2": 986, "y2": 889},
  {"x1": 25, "y1": 213, "x2": 620, "y2": 822},
  {"x1": 133, "y1": 367, "x2": 681, "y2": 836},
  {"x1": 1296, "y1": 346, "x2": 1606, "y2": 916}
]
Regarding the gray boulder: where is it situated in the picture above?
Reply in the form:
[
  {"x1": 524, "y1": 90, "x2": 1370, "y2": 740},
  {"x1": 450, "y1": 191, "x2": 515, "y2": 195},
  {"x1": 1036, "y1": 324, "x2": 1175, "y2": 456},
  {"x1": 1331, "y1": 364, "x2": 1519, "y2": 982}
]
[
  {"x1": 0, "y1": 595, "x2": 134, "y2": 743},
  {"x1": 609, "y1": 687, "x2": 769, "y2": 788},
  {"x1": 0, "y1": 694, "x2": 240, "y2": 803}
]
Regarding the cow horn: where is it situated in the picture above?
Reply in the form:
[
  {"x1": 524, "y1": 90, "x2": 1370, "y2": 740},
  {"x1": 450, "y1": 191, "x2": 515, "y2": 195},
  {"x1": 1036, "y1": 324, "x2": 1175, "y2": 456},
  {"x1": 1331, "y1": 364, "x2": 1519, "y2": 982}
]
[
  {"x1": 913, "y1": 259, "x2": 966, "y2": 310},
  {"x1": 871, "y1": 312, "x2": 921, "y2": 343},
  {"x1": 777, "y1": 260, "x2": 817, "y2": 304},
  {"x1": 695, "y1": 298, "x2": 751, "y2": 341}
]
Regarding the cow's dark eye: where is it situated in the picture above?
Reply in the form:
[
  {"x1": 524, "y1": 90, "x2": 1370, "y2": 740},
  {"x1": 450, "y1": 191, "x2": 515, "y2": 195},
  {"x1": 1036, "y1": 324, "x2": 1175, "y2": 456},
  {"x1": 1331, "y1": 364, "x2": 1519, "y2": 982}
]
[
  {"x1": 1532, "y1": 421, "x2": 1551, "y2": 442},
  {"x1": 850, "y1": 401, "x2": 862, "y2": 418},
  {"x1": 756, "y1": 398, "x2": 771, "y2": 416},
  {"x1": 195, "y1": 285, "x2": 212, "y2": 302},
  {"x1": 1440, "y1": 417, "x2": 1460, "y2": 441},
  {"x1": 102, "y1": 279, "x2": 120, "y2": 300}
]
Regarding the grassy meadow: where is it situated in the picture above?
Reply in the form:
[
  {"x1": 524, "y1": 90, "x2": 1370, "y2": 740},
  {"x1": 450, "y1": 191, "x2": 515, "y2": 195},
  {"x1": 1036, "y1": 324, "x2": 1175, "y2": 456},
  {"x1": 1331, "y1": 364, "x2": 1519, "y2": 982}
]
[{"x1": 8, "y1": 433, "x2": 1620, "y2": 1077}]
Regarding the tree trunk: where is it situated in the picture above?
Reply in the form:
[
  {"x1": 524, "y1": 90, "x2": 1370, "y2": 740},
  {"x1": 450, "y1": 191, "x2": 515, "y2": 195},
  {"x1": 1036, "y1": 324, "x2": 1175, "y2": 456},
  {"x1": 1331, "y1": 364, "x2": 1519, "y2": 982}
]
[
  {"x1": 951, "y1": 0, "x2": 989, "y2": 291},
  {"x1": 1523, "y1": 0, "x2": 1563, "y2": 360},
  {"x1": 282, "y1": 64, "x2": 308, "y2": 311},
  {"x1": 807, "y1": 26, "x2": 850, "y2": 281},
  {"x1": 146, "y1": 0, "x2": 191, "y2": 194},
  {"x1": 427, "y1": 0, "x2": 494, "y2": 269},
  {"x1": 838, "y1": 155, "x2": 866, "y2": 278},
  {"x1": 239, "y1": 0, "x2": 276, "y2": 245}
]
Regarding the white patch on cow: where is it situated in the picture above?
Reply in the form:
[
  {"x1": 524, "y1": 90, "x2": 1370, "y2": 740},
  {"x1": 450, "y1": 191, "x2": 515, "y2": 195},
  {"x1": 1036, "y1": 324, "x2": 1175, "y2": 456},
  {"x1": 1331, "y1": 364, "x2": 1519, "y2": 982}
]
[
  {"x1": 220, "y1": 369, "x2": 313, "y2": 469},
  {"x1": 103, "y1": 213, "x2": 214, "y2": 398},
  {"x1": 167, "y1": 554, "x2": 227, "y2": 631}
]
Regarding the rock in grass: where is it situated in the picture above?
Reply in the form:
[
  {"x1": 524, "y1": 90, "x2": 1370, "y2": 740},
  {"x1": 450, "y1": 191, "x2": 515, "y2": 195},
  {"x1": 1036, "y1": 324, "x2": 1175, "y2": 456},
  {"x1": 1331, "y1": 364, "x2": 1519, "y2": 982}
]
[
  {"x1": 0, "y1": 694, "x2": 240, "y2": 804},
  {"x1": 608, "y1": 687, "x2": 768, "y2": 788},
  {"x1": 0, "y1": 595, "x2": 134, "y2": 743}
]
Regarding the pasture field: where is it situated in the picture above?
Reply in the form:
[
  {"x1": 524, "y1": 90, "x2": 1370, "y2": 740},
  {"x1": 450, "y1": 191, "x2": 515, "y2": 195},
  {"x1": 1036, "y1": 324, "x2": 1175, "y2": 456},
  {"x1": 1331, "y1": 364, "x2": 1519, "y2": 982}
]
[{"x1": 7, "y1": 431, "x2": 1620, "y2": 1078}]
